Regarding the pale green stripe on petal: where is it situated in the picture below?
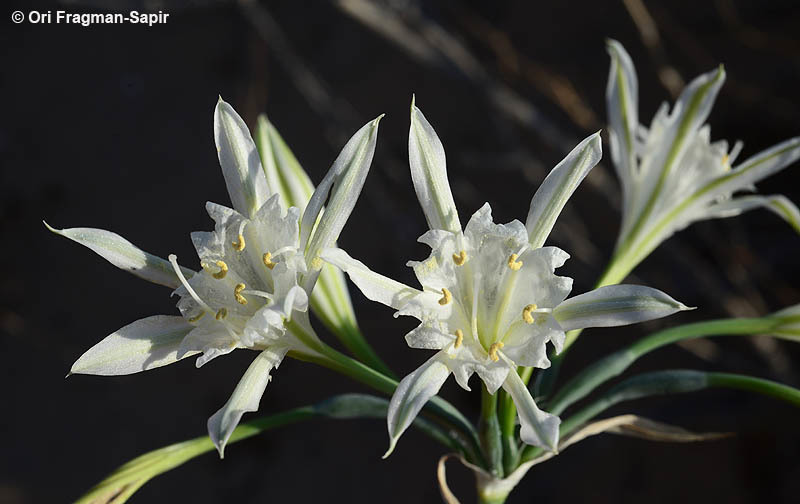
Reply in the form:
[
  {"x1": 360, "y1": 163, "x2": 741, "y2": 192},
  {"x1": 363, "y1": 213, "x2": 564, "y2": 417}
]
[
  {"x1": 301, "y1": 115, "x2": 383, "y2": 291},
  {"x1": 553, "y1": 284, "x2": 692, "y2": 332},
  {"x1": 605, "y1": 39, "x2": 638, "y2": 201},
  {"x1": 207, "y1": 346, "x2": 289, "y2": 458},
  {"x1": 214, "y1": 98, "x2": 271, "y2": 218},
  {"x1": 525, "y1": 132, "x2": 602, "y2": 248},
  {"x1": 385, "y1": 353, "x2": 451, "y2": 457},
  {"x1": 70, "y1": 315, "x2": 195, "y2": 376},
  {"x1": 502, "y1": 367, "x2": 560, "y2": 451},
  {"x1": 255, "y1": 114, "x2": 316, "y2": 213},
  {"x1": 706, "y1": 194, "x2": 800, "y2": 233},
  {"x1": 44, "y1": 222, "x2": 193, "y2": 289},
  {"x1": 320, "y1": 248, "x2": 420, "y2": 311},
  {"x1": 409, "y1": 98, "x2": 462, "y2": 234}
]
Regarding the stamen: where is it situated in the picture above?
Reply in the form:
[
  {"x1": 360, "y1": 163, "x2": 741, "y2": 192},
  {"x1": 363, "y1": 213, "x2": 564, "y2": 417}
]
[
  {"x1": 507, "y1": 254, "x2": 523, "y2": 271},
  {"x1": 454, "y1": 329, "x2": 464, "y2": 349},
  {"x1": 168, "y1": 254, "x2": 213, "y2": 313},
  {"x1": 188, "y1": 311, "x2": 205, "y2": 323},
  {"x1": 522, "y1": 303, "x2": 538, "y2": 324},
  {"x1": 311, "y1": 256, "x2": 323, "y2": 270},
  {"x1": 452, "y1": 250, "x2": 468, "y2": 266},
  {"x1": 488, "y1": 342, "x2": 505, "y2": 362},
  {"x1": 231, "y1": 234, "x2": 245, "y2": 251},
  {"x1": 721, "y1": 153, "x2": 731, "y2": 171},
  {"x1": 438, "y1": 288, "x2": 452, "y2": 306},
  {"x1": 262, "y1": 252, "x2": 277, "y2": 270},
  {"x1": 215, "y1": 308, "x2": 228, "y2": 320},
  {"x1": 234, "y1": 283, "x2": 248, "y2": 305},
  {"x1": 211, "y1": 260, "x2": 228, "y2": 279}
]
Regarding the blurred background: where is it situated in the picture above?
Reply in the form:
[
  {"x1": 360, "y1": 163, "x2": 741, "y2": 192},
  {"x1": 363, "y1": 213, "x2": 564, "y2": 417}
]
[{"x1": 2, "y1": 0, "x2": 800, "y2": 502}]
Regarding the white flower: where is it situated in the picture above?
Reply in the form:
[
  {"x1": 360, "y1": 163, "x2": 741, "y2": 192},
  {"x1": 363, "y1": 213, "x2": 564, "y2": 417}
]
[
  {"x1": 322, "y1": 99, "x2": 691, "y2": 454},
  {"x1": 48, "y1": 98, "x2": 382, "y2": 456},
  {"x1": 606, "y1": 40, "x2": 800, "y2": 276}
]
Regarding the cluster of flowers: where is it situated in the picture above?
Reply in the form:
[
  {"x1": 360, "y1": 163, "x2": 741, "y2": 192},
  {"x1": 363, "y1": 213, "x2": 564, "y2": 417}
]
[{"x1": 51, "y1": 41, "x2": 799, "y2": 462}]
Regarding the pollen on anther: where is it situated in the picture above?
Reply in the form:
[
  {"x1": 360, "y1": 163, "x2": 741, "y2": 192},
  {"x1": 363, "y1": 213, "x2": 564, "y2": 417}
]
[
  {"x1": 234, "y1": 283, "x2": 248, "y2": 305},
  {"x1": 452, "y1": 250, "x2": 468, "y2": 266},
  {"x1": 211, "y1": 260, "x2": 228, "y2": 279},
  {"x1": 232, "y1": 234, "x2": 246, "y2": 251},
  {"x1": 438, "y1": 288, "x2": 452, "y2": 305},
  {"x1": 263, "y1": 252, "x2": 276, "y2": 270},
  {"x1": 188, "y1": 311, "x2": 206, "y2": 323},
  {"x1": 454, "y1": 329, "x2": 464, "y2": 348},
  {"x1": 215, "y1": 308, "x2": 228, "y2": 320},
  {"x1": 507, "y1": 254, "x2": 523, "y2": 271},
  {"x1": 489, "y1": 342, "x2": 504, "y2": 362},
  {"x1": 522, "y1": 303, "x2": 538, "y2": 324},
  {"x1": 721, "y1": 153, "x2": 731, "y2": 171}
]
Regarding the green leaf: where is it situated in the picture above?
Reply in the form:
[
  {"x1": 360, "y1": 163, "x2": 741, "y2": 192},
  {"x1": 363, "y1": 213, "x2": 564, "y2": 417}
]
[{"x1": 75, "y1": 394, "x2": 456, "y2": 504}]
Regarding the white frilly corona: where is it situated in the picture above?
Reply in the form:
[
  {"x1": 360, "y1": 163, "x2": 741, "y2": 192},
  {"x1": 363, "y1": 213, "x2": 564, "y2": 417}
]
[
  {"x1": 322, "y1": 98, "x2": 692, "y2": 455},
  {"x1": 49, "y1": 97, "x2": 382, "y2": 456},
  {"x1": 606, "y1": 40, "x2": 800, "y2": 276}
]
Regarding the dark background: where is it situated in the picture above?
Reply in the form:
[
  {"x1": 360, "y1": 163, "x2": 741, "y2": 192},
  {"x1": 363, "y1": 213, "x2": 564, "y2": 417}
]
[{"x1": 2, "y1": 0, "x2": 800, "y2": 502}]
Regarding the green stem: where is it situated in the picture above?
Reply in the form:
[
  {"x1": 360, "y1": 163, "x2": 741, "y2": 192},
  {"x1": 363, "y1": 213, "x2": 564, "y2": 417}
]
[
  {"x1": 287, "y1": 320, "x2": 487, "y2": 468},
  {"x1": 480, "y1": 385, "x2": 504, "y2": 478},
  {"x1": 497, "y1": 388, "x2": 519, "y2": 475}
]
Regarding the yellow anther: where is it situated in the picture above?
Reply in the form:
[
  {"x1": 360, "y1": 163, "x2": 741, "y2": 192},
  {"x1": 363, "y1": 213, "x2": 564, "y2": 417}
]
[
  {"x1": 452, "y1": 250, "x2": 468, "y2": 266},
  {"x1": 438, "y1": 288, "x2": 452, "y2": 306},
  {"x1": 188, "y1": 311, "x2": 206, "y2": 323},
  {"x1": 721, "y1": 153, "x2": 731, "y2": 171},
  {"x1": 454, "y1": 329, "x2": 464, "y2": 349},
  {"x1": 215, "y1": 308, "x2": 228, "y2": 320},
  {"x1": 311, "y1": 256, "x2": 323, "y2": 270},
  {"x1": 507, "y1": 253, "x2": 523, "y2": 271},
  {"x1": 489, "y1": 342, "x2": 505, "y2": 362},
  {"x1": 234, "y1": 283, "x2": 248, "y2": 305},
  {"x1": 262, "y1": 252, "x2": 276, "y2": 270},
  {"x1": 231, "y1": 234, "x2": 245, "y2": 251},
  {"x1": 210, "y1": 260, "x2": 228, "y2": 279},
  {"x1": 522, "y1": 303, "x2": 538, "y2": 324}
]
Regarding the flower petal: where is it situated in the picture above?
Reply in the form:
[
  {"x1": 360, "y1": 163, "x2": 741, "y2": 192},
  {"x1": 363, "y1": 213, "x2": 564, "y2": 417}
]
[
  {"x1": 502, "y1": 369, "x2": 560, "y2": 451},
  {"x1": 408, "y1": 98, "x2": 462, "y2": 233},
  {"x1": 70, "y1": 316, "x2": 195, "y2": 376},
  {"x1": 214, "y1": 98, "x2": 271, "y2": 218},
  {"x1": 254, "y1": 114, "x2": 316, "y2": 213},
  {"x1": 320, "y1": 248, "x2": 420, "y2": 310},
  {"x1": 44, "y1": 223, "x2": 192, "y2": 289},
  {"x1": 525, "y1": 132, "x2": 602, "y2": 248},
  {"x1": 207, "y1": 346, "x2": 288, "y2": 457},
  {"x1": 605, "y1": 39, "x2": 638, "y2": 216},
  {"x1": 385, "y1": 353, "x2": 451, "y2": 457},
  {"x1": 705, "y1": 194, "x2": 800, "y2": 233},
  {"x1": 301, "y1": 115, "x2": 383, "y2": 289},
  {"x1": 553, "y1": 285, "x2": 692, "y2": 332}
]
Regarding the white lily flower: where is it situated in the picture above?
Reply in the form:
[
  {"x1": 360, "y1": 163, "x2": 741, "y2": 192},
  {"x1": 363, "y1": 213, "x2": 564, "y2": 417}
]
[
  {"x1": 322, "y1": 100, "x2": 691, "y2": 455},
  {"x1": 49, "y1": 97, "x2": 382, "y2": 456},
  {"x1": 606, "y1": 39, "x2": 800, "y2": 276}
]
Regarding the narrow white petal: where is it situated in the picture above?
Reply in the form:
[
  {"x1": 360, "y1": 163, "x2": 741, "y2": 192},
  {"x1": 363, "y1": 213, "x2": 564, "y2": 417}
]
[
  {"x1": 525, "y1": 132, "x2": 602, "y2": 248},
  {"x1": 301, "y1": 115, "x2": 383, "y2": 289},
  {"x1": 409, "y1": 98, "x2": 461, "y2": 233},
  {"x1": 705, "y1": 194, "x2": 800, "y2": 233},
  {"x1": 385, "y1": 353, "x2": 451, "y2": 457},
  {"x1": 214, "y1": 98, "x2": 270, "y2": 218},
  {"x1": 690, "y1": 137, "x2": 800, "y2": 208},
  {"x1": 553, "y1": 284, "x2": 692, "y2": 332},
  {"x1": 44, "y1": 223, "x2": 192, "y2": 289},
  {"x1": 502, "y1": 369, "x2": 560, "y2": 451},
  {"x1": 255, "y1": 114, "x2": 315, "y2": 213},
  {"x1": 320, "y1": 248, "x2": 420, "y2": 310},
  {"x1": 70, "y1": 316, "x2": 194, "y2": 376},
  {"x1": 605, "y1": 39, "x2": 638, "y2": 218},
  {"x1": 207, "y1": 347, "x2": 288, "y2": 457}
]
